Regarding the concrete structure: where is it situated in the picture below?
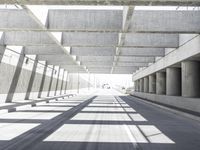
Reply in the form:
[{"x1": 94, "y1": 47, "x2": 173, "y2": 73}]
[
  {"x1": 181, "y1": 61, "x2": 200, "y2": 97},
  {"x1": 149, "y1": 74, "x2": 156, "y2": 94},
  {"x1": 156, "y1": 72, "x2": 166, "y2": 95},
  {"x1": 166, "y1": 67, "x2": 181, "y2": 96},
  {"x1": 0, "y1": 2, "x2": 200, "y2": 150},
  {"x1": 144, "y1": 76, "x2": 149, "y2": 93},
  {"x1": 2, "y1": 0, "x2": 200, "y2": 6}
]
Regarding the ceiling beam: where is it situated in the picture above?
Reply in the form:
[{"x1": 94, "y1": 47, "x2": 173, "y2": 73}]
[{"x1": 4, "y1": 0, "x2": 200, "y2": 6}]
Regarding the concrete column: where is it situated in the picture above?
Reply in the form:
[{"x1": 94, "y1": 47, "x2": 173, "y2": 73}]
[
  {"x1": 139, "y1": 78, "x2": 144, "y2": 92},
  {"x1": 182, "y1": 61, "x2": 200, "y2": 97},
  {"x1": 138, "y1": 79, "x2": 141, "y2": 92},
  {"x1": 156, "y1": 72, "x2": 166, "y2": 95},
  {"x1": 38, "y1": 62, "x2": 47, "y2": 98},
  {"x1": 144, "y1": 77, "x2": 149, "y2": 93},
  {"x1": 149, "y1": 74, "x2": 156, "y2": 94},
  {"x1": 60, "y1": 69, "x2": 65, "y2": 95},
  {"x1": 166, "y1": 67, "x2": 181, "y2": 96},
  {"x1": 0, "y1": 33, "x2": 5, "y2": 63},
  {"x1": 0, "y1": 45, "x2": 5, "y2": 63},
  {"x1": 64, "y1": 72, "x2": 68, "y2": 94},
  {"x1": 47, "y1": 66, "x2": 55, "y2": 97},
  {"x1": 136, "y1": 80, "x2": 139, "y2": 92},
  {"x1": 6, "y1": 47, "x2": 25, "y2": 102},
  {"x1": 54, "y1": 67, "x2": 60, "y2": 96},
  {"x1": 25, "y1": 55, "x2": 38, "y2": 100},
  {"x1": 134, "y1": 80, "x2": 137, "y2": 92}
]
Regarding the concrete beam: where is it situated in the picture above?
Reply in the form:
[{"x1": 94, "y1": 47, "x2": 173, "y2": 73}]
[
  {"x1": 4, "y1": 0, "x2": 200, "y2": 6},
  {"x1": 124, "y1": 33, "x2": 179, "y2": 48},
  {"x1": 0, "y1": 9, "x2": 40, "y2": 30},
  {"x1": 47, "y1": 10, "x2": 122, "y2": 31},
  {"x1": 62, "y1": 32, "x2": 118, "y2": 46},
  {"x1": 37, "y1": 55, "x2": 73, "y2": 62},
  {"x1": 77, "y1": 56, "x2": 114, "y2": 62},
  {"x1": 119, "y1": 48, "x2": 165, "y2": 56},
  {"x1": 117, "y1": 62, "x2": 148, "y2": 67},
  {"x1": 4, "y1": 31, "x2": 55, "y2": 46},
  {"x1": 20, "y1": 5, "x2": 80, "y2": 68},
  {"x1": 81, "y1": 61, "x2": 113, "y2": 66},
  {"x1": 25, "y1": 45, "x2": 65, "y2": 55},
  {"x1": 113, "y1": 66, "x2": 138, "y2": 74},
  {"x1": 130, "y1": 10, "x2": 200, "y2": 33},
  {"x1": 118, "y1": 56, "x2": 155, "y2": 63},
  {"x1": 132, "y1": 34, "x2": 200, "y2": 81},
  {"x1": 112, "y1": 70, "x2": 135, "y2": 74},
  {"x1": 71, "y1": 47, "x2": 115, "y2": 56},
  {"x1": 112, "y1": 6, "x2": 134, "y2": 74}
]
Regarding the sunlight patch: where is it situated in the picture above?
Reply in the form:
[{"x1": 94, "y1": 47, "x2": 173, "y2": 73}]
[
  {"x1": 71, "y1": 113, "x2": 131, "y2": 121},
  {"x1": 0, "y1": 123, "x2": 39, "y2": 140},
  {"x1": 0, "y1": 112, "x2": 61, "y2": 120}
]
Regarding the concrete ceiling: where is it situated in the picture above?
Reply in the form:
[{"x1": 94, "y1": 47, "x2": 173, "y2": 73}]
[
  {"x1": 0, "y1": 3, "x2": 199, "y2": 74},
  {"x1": 2, "y1": 0, "x2": 200, "y2": 6}
]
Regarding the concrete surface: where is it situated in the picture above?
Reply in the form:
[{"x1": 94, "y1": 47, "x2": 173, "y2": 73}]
[
  {"x1": 2, "y1": 0, "x2": 200, "y2": 6},
  {"x1": 0, "y1": 89, "x2": 200, "y2": 150}
]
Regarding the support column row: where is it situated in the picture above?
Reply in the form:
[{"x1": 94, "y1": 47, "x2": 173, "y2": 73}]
[{"x1": 134, "y1": 60, "x2": 200, "y2": 98}]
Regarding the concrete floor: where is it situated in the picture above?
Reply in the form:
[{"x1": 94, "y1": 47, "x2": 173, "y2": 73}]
[{"x1": 0, "y1": 89, "x2": 200, "y2": 150}]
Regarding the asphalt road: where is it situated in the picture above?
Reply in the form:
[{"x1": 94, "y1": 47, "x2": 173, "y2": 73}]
[{"x1": 0, "y1": 89, "x2": 200, "y2": 150}]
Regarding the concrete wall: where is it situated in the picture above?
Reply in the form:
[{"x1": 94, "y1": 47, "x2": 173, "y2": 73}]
[
  {"x1": 0, "y1": 61, "x2": 66, "y2": 102},
  {"x1": 66, "y1": 73, "x2": 91, "y2": 94},
  {"x1": 131, "y1": 92, "x2": 200, "y2": 115},
  {"x1": 0, "y1": 63, "x2": 16, "y2": 102}
]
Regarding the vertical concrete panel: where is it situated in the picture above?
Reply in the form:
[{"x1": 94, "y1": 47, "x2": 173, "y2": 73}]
[
  {"x1": 0, "y1": 45, "x2": 6, "y2": 63},
  {"x1": 64, "y1": 73, "x2": 69, "y2": 94},
  {"x1": 60, "y1": 70, "x2": 65, "y2": 95},
  {"x1": 38, "y1": 62, "x2": 47, "y2": 98},
  {"x1": 144, "y1": 77, "x2": 149, "y2": 93},
  {"x1": 182, "y1": 61, "x2": 200, "y2": 97},
  {"x1": 166, "y1": 67, "x2": 181, "y2": 96},
  {"x1": 54, "y1": 67, "x2": 60, "y2": 96},
  {"x1": 156, "y1": 72, "x2": 166, "y2": 95},
  {"x1": 47, "y1": 66, "x2": 55, "y2": 97},
  {"x1": 149, "y1": 74, "x2": 156, "y2": 94},
  {"x1": 25, "y1": 56, "x2": 38, "y2": 100},
  {"x1": 6, "y1": 48, "x2": 25, "y2": 102}
]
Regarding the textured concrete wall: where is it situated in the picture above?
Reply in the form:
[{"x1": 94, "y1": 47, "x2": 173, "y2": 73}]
[
  {"x1": 66, "y1": 73, "x2": 90, "y2": 93},
  {"x1": 0, "y1": 61, "x2": 60, "y2": 102},
  {"x1": 13, "y1": 68, "x2": 32, "y2": 101},
  {"x1": 0, "y1": 63, "x2": 16, "y2": 102},
  {"x1": 131, "y1": 92, "x2": 200, "y2": 115}
]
